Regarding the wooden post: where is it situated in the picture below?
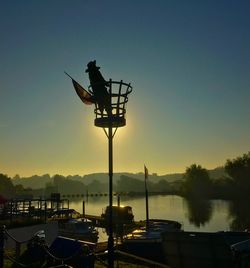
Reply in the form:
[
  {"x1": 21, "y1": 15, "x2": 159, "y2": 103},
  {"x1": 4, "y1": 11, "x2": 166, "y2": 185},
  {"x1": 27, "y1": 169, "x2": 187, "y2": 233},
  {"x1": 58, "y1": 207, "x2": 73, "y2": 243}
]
[
  {"x1": 28, "y1": 200, "x2": 31, "y2": 217},
  {"x1": 44, "y1": 202, "x2": 47, "y2": 223},
  {"x1": 0, "y1": 225, "x2": 5, "y2": 268},
  {"x1": 10, "y1": 200, "x2": 13, "y2": 223},
  {"x1": 117, "y1": 195, "x2": 120, "y2": 207},
  {"x1": 82, "y1": 201, "x2": 85, "y2": 216}
]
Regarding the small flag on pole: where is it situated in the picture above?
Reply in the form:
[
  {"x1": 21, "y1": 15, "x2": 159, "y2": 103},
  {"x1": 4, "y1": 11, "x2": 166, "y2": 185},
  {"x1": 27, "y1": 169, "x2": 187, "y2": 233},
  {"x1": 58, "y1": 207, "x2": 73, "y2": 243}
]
[
  {"x1": 144, "y1": 165, "x2": 148, "y2": 180},
  {"x1": 65, "y1": 72, "x2": 94, "y2": 105},
  {"x1": 72, "y1": 79, "x2": 94, "y2": 105}
]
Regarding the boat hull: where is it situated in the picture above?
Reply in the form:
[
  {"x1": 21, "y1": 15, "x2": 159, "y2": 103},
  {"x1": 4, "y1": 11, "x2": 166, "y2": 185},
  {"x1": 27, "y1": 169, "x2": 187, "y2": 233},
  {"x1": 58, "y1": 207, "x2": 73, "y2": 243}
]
[
  {"x1": 161, "y1": 231, "x2": 250, "y2": 268},
  {"x1": 58, "y1": 229, "x2": 98, "y2": 243},
  {"x1": 121, "y1": 219, "x2": 182, "y2": 263},
  {"x1": 58, "y1": 219, "x2": 99, "y2": 243},
  {"x1": 121, "y1": 237, "x2": 165, "y2": 263}
]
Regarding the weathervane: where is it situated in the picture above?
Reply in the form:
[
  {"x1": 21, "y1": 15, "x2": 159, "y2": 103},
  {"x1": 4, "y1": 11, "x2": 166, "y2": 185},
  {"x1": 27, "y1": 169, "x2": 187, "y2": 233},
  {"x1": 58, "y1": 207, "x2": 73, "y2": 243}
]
[{"x1": 66, "y1": 61, "x2": 132, "y2": 268}]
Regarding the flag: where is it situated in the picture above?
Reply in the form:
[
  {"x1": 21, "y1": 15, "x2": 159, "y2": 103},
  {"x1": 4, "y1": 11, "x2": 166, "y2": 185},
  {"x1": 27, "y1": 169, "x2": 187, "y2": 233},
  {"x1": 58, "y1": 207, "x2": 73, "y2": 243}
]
[
  {"x1": 144, "y1": 165, "x2": 148, "y2": 180},
  {"x1": 72, "y1": 79, "x2": 94, "y2": 105},
  {"x1": 65, "y1": 71, "x2": 94, "y2": 105}
]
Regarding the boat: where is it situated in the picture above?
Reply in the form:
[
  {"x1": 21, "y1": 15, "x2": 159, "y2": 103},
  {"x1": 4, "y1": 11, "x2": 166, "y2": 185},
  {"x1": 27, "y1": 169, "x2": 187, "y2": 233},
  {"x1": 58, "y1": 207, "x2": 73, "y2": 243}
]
[
  {"x1": 23, "y1": 230, "x2": 96, "y2": 267},
  {"x1": 49, "y1": 208, "x2": 99, "y2": 243},
  {"x1": 49, "y1": 208, "x2": 81, "y2": 222},
  {"x1": 161, "y1": 230, "x2": 250, "y2": 268},
  {"x1": 58, "y1": 218, "x2": 99, "y2": 243},
  {"x1": 121, "y1": 218, "x2": 182, "y2": 263},
  {"x1": 101, "y1": 205, "x2": 134, "y2": 225},
  {"x1": 46, "y1": 236, "x2": 96, "y2": 268},
  {"x1": 120, "y1": 168, "x2": 182, "y2": 262}
]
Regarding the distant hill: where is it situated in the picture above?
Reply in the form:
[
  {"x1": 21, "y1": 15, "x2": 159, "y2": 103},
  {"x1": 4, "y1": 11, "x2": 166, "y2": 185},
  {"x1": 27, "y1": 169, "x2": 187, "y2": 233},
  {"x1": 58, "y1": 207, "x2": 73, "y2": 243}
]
[
  {"x1": 77, "y1": 168, "x2": 225, "y2": 184},
  {"x1": 11, "y1": 167, "x2": 225, "y2": 189},
  {"x1": 12, "y1": 174, "x2": 51, "y2": 189},
  {"x1": 79, "y1": 172, "x2": 184, "y2": 185}
]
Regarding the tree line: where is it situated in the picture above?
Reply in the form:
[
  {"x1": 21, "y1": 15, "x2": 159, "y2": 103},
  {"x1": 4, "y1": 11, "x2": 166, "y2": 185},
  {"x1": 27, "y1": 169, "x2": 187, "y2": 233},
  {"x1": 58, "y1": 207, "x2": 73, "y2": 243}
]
[
  {"x1": 181, "y1": 152, "x2": 250, "y2": 199},
  {"x1": 1, "y1": 152, "x2": 250, "y2": 200}
]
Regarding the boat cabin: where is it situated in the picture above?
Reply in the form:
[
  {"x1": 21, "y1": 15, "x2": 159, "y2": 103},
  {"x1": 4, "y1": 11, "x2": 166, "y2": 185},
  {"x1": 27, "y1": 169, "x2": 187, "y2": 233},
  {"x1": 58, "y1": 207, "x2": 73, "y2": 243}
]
[
  {"x1": 49, "y1": 209, "x2": 81, "y2": 222},
  {"x1": 102, "y1": 205, "x2": 134, "y2": 224}
]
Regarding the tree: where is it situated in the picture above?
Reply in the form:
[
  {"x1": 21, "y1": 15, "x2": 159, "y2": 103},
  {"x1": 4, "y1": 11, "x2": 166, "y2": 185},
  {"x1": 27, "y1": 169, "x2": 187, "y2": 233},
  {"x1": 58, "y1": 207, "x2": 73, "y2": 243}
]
[
  {"x1": 0, "y1": 173, "x2": 15, "y2": 198},
  {"x1": 225, "y1": 152, "x2": 250, "y2": 197},
  {"x1": 153, "y1": 179, "x2": 171, "y2": 193},
  {"x1": 116, "y1": 175, "x2": 145, "y2": 193},
  {"x1": 211, "y1": 177, "x2": 234, "y2": 199},
  {"x1": 44, "y1": 182, "x2": 57, "y2": 198},
  {"x1": 52, "y1": 174, "x2": 87, "y2": 194},
  {"x1": 87, "y1": 179, "x2": 107, "y2": 193},
  {"x1": 181, "y1": 164, "x2": 212, "y2": 198}
]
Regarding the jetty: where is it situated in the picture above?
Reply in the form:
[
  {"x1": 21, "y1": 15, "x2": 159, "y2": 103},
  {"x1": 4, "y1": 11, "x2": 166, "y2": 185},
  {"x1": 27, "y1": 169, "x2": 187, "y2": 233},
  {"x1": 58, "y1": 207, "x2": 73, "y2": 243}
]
[
  {"x1": 84, "y1": 214, "x2": 104, "y2": 226},
  {"x1": 0, "y1": 195, "x2": 69, "y2": 222}
]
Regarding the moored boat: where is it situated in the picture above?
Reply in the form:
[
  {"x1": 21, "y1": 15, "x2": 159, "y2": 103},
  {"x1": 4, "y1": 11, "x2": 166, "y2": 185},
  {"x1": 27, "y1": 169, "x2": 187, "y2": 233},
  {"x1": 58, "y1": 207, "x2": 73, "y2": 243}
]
[
  {"x1": 47, "y1": 236, "x2": 96, "y2": 267},
  {"x1": 49, "y1": 208, "x2": 81, "y2": 222},
  {"x1": 121, "y1": 219, "x2": 182, "y2": 262},
  {"x1": 49, "y1": 208, "x2": 99, "y2": 243},
  {"x1": 101, "y1": 205, "x2": 134, "y2": 225},
  {"x1": 161, "y1": 230, "x2": 250, "y2": 268},
  {"x1": 58, "y1": 218, "x2": 99, "y2": 243}
]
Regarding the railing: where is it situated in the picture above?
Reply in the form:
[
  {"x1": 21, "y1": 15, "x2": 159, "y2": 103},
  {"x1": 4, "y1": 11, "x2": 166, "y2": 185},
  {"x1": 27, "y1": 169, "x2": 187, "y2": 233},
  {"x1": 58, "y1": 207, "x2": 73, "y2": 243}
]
[
  {"x1": 1, "y1": 224, "x2": 170, "y2": 268},
  {"x1": 0, "y1": 225, "x2": 94, "y2": 268},
  {"x1": 95, "y1": 249, "x2": 171, "y2": 268}
]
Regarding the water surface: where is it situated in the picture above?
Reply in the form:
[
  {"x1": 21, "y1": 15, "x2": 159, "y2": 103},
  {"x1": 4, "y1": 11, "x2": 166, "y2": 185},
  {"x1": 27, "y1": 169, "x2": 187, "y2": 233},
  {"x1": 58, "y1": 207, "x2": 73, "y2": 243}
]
[{"x1": 69, "y1": 195, "x2": 240, "y2": 232}]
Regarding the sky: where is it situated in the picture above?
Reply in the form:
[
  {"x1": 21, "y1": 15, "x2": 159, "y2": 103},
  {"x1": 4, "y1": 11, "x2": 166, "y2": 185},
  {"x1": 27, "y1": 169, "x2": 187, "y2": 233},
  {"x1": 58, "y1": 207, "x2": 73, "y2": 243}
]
[{"x1": 0, "y1": 1, "x2": 250, "y2": 177}]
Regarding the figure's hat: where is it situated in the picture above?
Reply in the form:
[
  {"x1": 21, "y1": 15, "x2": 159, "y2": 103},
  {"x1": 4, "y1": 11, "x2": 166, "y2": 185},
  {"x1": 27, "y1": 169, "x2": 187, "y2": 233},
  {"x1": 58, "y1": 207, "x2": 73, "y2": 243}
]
[{"x1": 85, "y1": 60, "x2": 100, "y2": 73}]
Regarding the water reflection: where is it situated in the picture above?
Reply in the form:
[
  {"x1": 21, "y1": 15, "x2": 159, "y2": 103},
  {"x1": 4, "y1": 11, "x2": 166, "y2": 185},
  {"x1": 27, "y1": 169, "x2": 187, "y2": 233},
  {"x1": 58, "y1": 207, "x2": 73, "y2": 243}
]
[
  {"x1": 228, "y1": 199, "x2": 250, "y2": 231},
  {"x1": 184, "y1": 198, "x2": 212, "y2": 227},
  {"x1": 69, "y1": 195, "x2": 233, "y2": 232}
]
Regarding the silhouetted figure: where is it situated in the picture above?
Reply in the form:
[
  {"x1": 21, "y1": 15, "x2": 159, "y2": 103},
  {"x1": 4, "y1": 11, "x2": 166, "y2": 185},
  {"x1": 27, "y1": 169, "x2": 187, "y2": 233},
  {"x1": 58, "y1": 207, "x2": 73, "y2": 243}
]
[{"x1": 85, "y1": 60, "x2": 112, "y2": 116}]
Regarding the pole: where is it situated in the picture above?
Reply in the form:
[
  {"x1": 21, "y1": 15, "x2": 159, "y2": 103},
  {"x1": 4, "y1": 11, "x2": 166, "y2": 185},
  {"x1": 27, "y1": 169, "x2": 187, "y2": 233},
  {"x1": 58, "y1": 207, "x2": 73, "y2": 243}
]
[
  {"x1": 117, "y1": 194, "x2": 120, "y2": 207},
  {"x1": 44, "y1": 201, "x2": 47, "y2": 224},
  {"x1": 0, "y1": 225, "x2": 5, "y2": 268},
  {"x1": 108, "y1": 125, "x2": 114, "y2": 268},
  {"x1": 82, "y1": 201, "x2": 85, "y2": 216},
  {"x1": 144, "y1": 167, "x2": 149, "y2": 231},
  {"x1": 145, "y1": 181, "x2": 149, "y2": 231}
]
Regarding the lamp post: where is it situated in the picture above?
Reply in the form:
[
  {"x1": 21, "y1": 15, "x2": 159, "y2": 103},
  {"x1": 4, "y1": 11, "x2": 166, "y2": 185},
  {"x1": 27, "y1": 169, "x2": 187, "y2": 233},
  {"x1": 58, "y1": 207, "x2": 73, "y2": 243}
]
[
  {"x1": 91, "y1": 79, "x2": 132, "y2": 268},
  {"x1": 68, "y1": 63, "x2": 132, "y2": 268}
]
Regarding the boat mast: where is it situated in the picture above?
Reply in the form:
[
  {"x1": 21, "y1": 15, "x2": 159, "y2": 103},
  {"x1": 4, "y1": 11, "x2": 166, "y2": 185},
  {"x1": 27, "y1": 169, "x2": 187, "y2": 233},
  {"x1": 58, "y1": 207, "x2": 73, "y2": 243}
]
[{"x1": 144, "y1": 165, "x2": 149, "y2": 231}]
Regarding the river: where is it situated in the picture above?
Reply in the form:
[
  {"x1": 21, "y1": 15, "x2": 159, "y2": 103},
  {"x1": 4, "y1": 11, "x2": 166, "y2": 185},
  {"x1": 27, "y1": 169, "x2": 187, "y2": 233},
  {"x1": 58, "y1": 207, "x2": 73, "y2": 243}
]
[{"x1": 68, "y1": 194, "x2": 250, "y2": 235}]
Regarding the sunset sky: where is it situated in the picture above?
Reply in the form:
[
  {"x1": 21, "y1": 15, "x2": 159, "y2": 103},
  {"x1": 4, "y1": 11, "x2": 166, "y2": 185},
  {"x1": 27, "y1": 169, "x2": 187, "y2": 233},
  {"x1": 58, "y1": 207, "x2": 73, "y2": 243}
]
[{"x1": 1, "y1": 1, "x2": 250, "y2": 177}]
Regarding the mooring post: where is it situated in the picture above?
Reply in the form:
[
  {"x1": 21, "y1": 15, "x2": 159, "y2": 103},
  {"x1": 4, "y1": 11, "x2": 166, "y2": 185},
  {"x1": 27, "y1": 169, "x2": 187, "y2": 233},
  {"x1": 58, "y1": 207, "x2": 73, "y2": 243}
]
[
  {"x1": 82, "y1": 201, "x2": 85, "y2": 216},
  {"x1": 0, "y1": 225, "x2": 6, "y2": 268},
  {"x1": 117, "y1": 194, "x2": 120, "y2": 207},
  {"x1": 44, "y1": 201, "x2": 47, "y2": 223}
]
